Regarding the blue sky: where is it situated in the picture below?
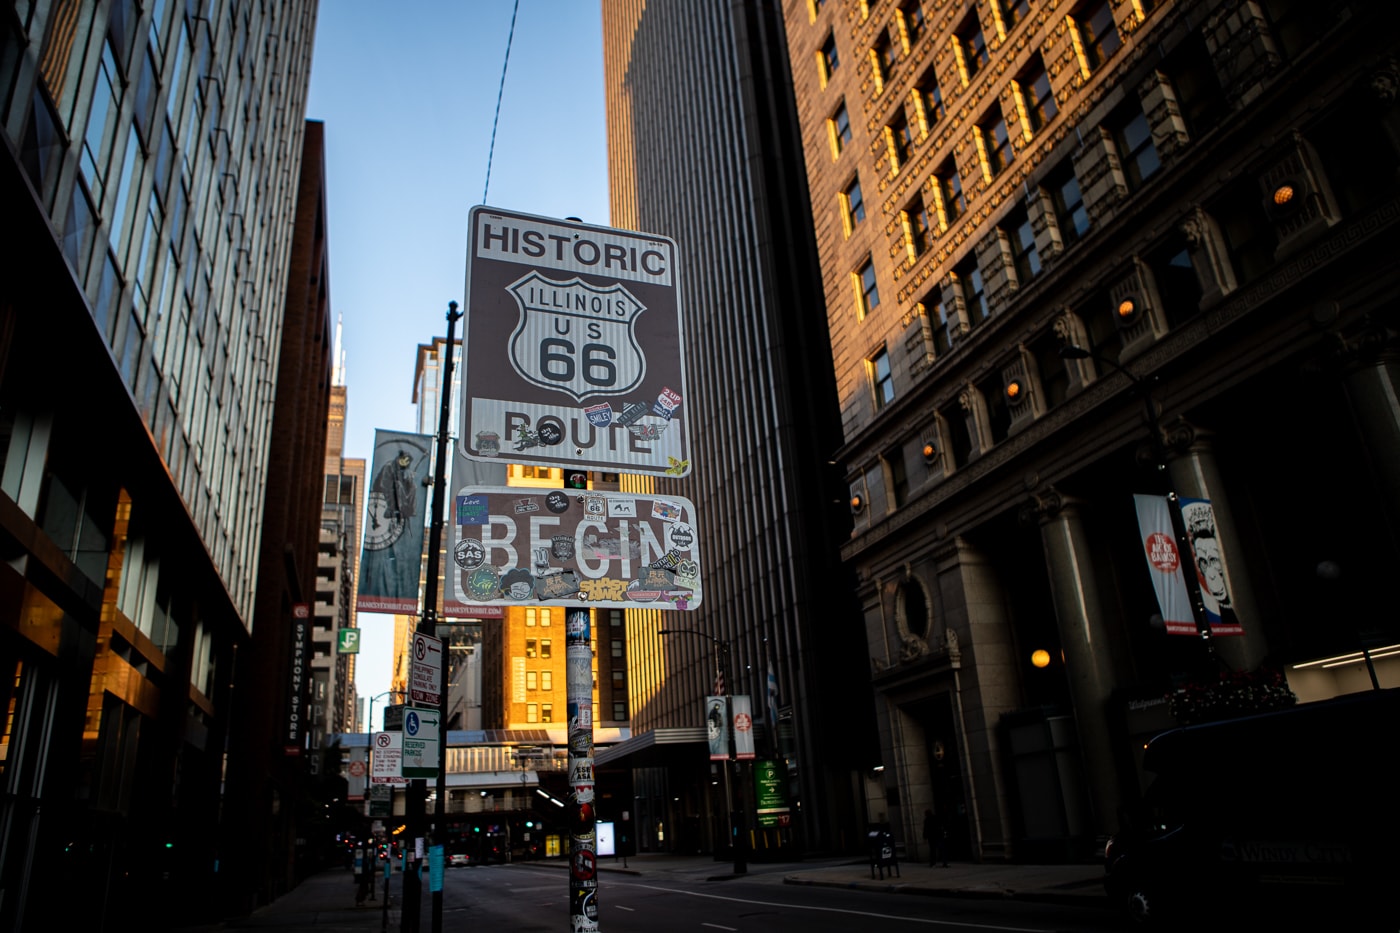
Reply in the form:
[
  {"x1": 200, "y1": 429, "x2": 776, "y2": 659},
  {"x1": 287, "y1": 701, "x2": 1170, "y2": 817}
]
[{"x1": 305, "y1": 1, "x2": 611, "y2": 717}]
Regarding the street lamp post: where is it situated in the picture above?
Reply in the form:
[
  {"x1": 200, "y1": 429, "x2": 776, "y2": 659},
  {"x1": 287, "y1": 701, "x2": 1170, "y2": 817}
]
[{"x1": 660, "y1": 627, "x2": 747, "y2": 874}]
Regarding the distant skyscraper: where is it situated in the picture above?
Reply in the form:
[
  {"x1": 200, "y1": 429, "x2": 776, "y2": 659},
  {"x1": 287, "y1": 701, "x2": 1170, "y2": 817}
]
[{"x1": 601, "y1": 0, "x2": 873, "y2": 855}]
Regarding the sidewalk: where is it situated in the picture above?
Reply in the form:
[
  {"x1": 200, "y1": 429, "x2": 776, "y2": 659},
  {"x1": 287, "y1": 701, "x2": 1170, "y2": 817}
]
[{"x1": 173, "y1": 852, "x2": 1109, "y2": 930}]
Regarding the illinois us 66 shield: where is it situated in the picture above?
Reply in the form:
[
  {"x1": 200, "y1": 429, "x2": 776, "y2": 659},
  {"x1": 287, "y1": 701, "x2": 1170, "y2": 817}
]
[{"x1": 460, "y1": 206, "x2": 691, "y2": 478}]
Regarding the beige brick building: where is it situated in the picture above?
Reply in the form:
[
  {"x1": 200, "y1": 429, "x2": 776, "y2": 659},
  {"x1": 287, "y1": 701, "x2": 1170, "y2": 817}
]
[{"x1": 782, "y1": 0, "x2": 1400, "y2": 861}]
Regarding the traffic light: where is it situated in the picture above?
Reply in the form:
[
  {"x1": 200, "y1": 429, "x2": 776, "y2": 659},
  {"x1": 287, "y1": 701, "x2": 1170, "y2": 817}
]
[{"x1": 565, "y1": 471, "x2": 589, "y2": 489}]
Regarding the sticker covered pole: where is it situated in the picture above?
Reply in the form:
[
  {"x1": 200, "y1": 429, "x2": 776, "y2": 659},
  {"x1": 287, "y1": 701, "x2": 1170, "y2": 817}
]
[{"x1": 567, "y1": 607, "x2": 599, "y2": 931}]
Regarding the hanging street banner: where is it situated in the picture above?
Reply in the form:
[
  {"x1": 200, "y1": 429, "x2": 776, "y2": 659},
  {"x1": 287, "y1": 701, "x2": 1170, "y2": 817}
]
[
  {"x1": 1133, "y1": 494, "x2": 1196, "y2": 635},
  {"x1": 450, "y1": 486, "x2": 702, "y2": 611},
  {"x1": 356, "y1": 430, "x2": 433, "y2": 614},
  {"x1": 1179, "y1": 496, "x2": 1243, "y2": 636},
  {"x1": 460, "y1": 206, "x2": 692, "y2": 479}
]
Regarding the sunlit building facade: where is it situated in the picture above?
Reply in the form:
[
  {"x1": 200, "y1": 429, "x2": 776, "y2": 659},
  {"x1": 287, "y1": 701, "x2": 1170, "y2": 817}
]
[
  {"x1": 602, "y1": 0, "x2": 873, "y2": 857},
  {"x1": 782, "y1": 0, "x2": 1399, "y2": 861},
  {"x1": 0, "y1": 0, "x2": 320, "y2": 926}
]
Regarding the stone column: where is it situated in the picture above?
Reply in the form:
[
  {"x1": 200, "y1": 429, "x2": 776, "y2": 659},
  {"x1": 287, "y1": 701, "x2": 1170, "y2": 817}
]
[
  {"x1": 1021, "y1": 487, "x2": 1124, "y2": 838},
  {"x1": 1337, "y1": 336, "x2": 1400, "y2": 538},
  {"x1": 1161, "y1": 421, "x2": 1269, "y2": 672}
]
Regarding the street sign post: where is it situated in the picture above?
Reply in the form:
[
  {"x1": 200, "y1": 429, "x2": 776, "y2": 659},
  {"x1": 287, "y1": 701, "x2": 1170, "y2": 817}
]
[
  {"x1": 410, "y1": 632, "x2": 443, "y2": 706},
  {"x1": 461, "y1": 207, "x2": 691, "y2": 478},
  {"x1": 402, "y1": 706, "x2": 440, "y2": 780},
  {"x1": 370, "y1": 732, "x2": 406, "y2": 785}
]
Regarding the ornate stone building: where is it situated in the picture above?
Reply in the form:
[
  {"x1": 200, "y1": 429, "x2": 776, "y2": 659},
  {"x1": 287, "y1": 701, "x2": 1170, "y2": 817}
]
[{"x1": 782, "y1": 0, "x2": 1399, "y2": 860}]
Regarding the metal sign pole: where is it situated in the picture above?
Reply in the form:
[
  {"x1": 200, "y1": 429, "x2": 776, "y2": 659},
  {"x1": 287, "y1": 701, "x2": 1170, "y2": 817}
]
[{"x1": 567, "y1": 607, "x2": 599, "y2": 930}]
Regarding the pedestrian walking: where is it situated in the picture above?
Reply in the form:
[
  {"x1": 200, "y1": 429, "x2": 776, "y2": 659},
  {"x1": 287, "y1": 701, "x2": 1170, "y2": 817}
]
[{"x1": 922, "y1": 808, "x2": 948, "y2": 866}]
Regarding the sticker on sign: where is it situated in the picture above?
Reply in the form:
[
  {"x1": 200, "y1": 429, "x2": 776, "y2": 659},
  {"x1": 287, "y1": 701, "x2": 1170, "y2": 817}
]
[{"x1": 461, "y1": 207, "x2": 690, "y2": 478}]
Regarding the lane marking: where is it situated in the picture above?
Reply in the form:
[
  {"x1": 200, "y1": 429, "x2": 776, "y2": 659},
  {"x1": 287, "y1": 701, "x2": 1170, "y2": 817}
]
[
  {"x1": 701, "y1": 924, "x2": 737, "y2": 931},
  {"x1": 616, "y1": 905, "x2": 635, "y2": 911},
  {"x1": 616, "y1": 882, "x2": 1048, "y2": 932}
]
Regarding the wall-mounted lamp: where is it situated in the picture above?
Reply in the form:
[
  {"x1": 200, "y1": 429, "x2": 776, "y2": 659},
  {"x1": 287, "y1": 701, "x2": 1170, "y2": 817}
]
[
  {"x1": 921, "y1": 441, "x2": 938, "y2": 464},
  {"x1": 850, "y1": 494, "x2": 864, "y2": 512},
  {"x1": 1004, "y1": 378, "x2": 1025, "y2": 403},
  {"x1": 1116, "y1": 297, "x2": 1139, "y2": 325},
  {"x1": 1031, "y1": 649, "x2": 1051, "y2": 668}
]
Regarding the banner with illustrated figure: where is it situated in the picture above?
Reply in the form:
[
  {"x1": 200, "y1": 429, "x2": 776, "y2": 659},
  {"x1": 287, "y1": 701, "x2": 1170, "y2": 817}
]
[
  {"x1": 356, "y1": 430, "x2": 432, "y2": 614},
  {"x1": 1179, "y1": 496, "x2": 1243, "y2": 636}
]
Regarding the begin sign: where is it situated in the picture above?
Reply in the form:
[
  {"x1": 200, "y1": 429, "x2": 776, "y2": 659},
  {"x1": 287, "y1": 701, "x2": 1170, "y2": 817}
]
[{"x1": 451, "y1": 486, "x2": 701, "y2": 611}]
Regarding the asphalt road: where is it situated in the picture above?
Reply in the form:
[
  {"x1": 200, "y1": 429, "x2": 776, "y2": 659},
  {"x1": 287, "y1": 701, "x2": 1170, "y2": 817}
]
[{"x1": 442, "y1": 863, "x2": 1135, "y2": 933}]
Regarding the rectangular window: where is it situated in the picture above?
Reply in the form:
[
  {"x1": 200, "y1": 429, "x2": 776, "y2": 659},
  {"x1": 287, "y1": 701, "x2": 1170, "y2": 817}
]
[
  {"x1": 527, "y1": 703, "x2": 538, "y2": 723},
  {"x1": 979, "y1": 113, "x2": 1014, "y2": 178},
  {"x1": 609, "y1": 609, "x2": 623, "y2": 627},
  {"x1": 526, "y1": 638, "x2": 537, "y2": 658},
  {"x1": 925, "y1": 296, "x2": 954, "y2": 355},
  {"x1": 854, "y1": 258, "x2": 881, "y2": 319},
  {"x1": 81, "y1": 43, "x2": 122, "y2": 206},
  {"x1": 541, "y1": 639, "x2": 552, "y2": 658},
  {"x1": 935, "y1": 162, "x2": 965, "y2": 229},
  {"x1": 819, "y1": 33, "x2": 839, "y2": 85},
  {"x1": 1000, "y1": 0, "x2": 1031, "y2": 28},
  {"x1": 526, "y1": 608, "x2": 536, "y2": 626},
  {"x1": 526, "y1": 670, "x2": 538, "y2": 690},
  {"x1": 542, "y1": 703, "x2": 553, "y2": 723},
  {"x1": 613, "y1": 702, "x2": 627, "y2": 721},
  {"x1": 957, "y1": 14, "x2": 988, "y2": 83},
  {"x1": 872, "y1": 30, "x2": 895, "y2": 92},
  {"x1": 1075, "y1": 2, "x2": 1121, "y2": 72},
  {"x1": 915, "y1": 69, "x2": 944, "y2": 134},
  {"x1": 871, "y1": 347, "x2": 895, "y2": 409},
  {"x1": 1114, "y1": 109, "x2": 1160, "y2": 190},
  {"x1": 957, "y1": 257, "x2": 989, "y2": 325},
  {"x1": 1017, "y1": 57, "x2": 1058, "y2": 134},
  {"x1": 842, "y1": 175, "x2": 866, "y2": 236},
  {"x1": 542, "y1": 670, "x2": 553, "y2": 690},
  {"x1": 1006, "y1": 208, "x2": 1042, "y2": 283},
  {"x1": 888, "y1": 448, "x2": 909, "y2": 506},
  {"x1": 540, "y1": 608, "x2": 551, "y2": 625},
  {"x1": 610, "y1": 640, "x2": 623, "y2": 658},
  {"x1": 898, "y1": 1, "x2": 926, "y2": 50},
  {"x1": 612, "y1": 670, "x2": 625, "y2": 685},
  {"x1": 885, "y1": 112, "x2": 913, "y2": 174},
  {"x1": 828, "y1": 101, "x2": 852, "y2": 158},
  {"x1": 902, "y1": 194, "x2": 932, "y2": 260},
  {"x1": 1049, "y1": 165, "x2": 1090, "y2": 245}
]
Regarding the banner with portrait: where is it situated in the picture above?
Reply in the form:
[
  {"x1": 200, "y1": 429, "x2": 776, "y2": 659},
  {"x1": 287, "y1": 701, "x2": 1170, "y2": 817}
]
[
  {"x1": 1179, "y1": 496, "x2": 1243, "y2": 636},
  {"x1": 356, "y1": 430, "x2": 433, "y2": 614}
]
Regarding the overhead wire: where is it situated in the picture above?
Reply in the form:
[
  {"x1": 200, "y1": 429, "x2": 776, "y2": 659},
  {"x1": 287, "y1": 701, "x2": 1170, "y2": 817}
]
[{"x1": 482, "y1": 0, "x2": 521, "y2": 206}]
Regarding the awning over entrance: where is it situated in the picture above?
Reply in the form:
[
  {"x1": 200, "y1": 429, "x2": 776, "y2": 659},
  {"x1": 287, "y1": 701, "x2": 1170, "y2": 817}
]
[{"x1": 594, "y1": 727, "x2": 707, "y2": 769}]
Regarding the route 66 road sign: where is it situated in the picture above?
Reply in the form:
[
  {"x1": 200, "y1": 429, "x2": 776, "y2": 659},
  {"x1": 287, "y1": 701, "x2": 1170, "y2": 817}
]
[{"x1": 461, "y1": 206, "x2": 691, "y2": 478}]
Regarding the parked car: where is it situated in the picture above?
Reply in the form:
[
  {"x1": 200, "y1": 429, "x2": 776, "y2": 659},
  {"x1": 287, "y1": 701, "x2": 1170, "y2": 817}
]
[
  {"x1": 1104, "y1": 687, "x2": 1399, "y2": 930},
  {"x1": 448, "y1": 852, "x2": 472, "y2": 868}
]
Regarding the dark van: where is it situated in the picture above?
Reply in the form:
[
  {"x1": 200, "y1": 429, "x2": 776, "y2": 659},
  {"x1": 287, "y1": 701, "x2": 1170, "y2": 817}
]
[{"x1": 1104, "y1": 687, "x2": 1399, "y2": 930}]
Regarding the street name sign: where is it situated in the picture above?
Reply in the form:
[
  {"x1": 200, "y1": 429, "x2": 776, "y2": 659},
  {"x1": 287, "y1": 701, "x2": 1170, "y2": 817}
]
[
  {"x1": 402, "y1": 706, "x2": 441, "y2": 779},
  {"x1": 409, "y1": 632, "x2": 443, "y2": 706},
  {"x1": 451, "y1": 486, "x2": 701, "y2": 611},
  {"x1": 461, "y1": 206, "x2": 691, "y2": 478}
]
